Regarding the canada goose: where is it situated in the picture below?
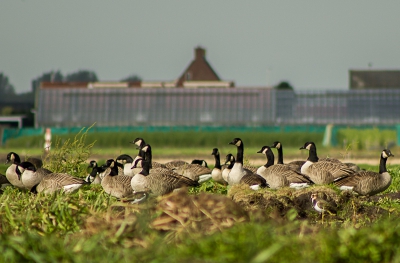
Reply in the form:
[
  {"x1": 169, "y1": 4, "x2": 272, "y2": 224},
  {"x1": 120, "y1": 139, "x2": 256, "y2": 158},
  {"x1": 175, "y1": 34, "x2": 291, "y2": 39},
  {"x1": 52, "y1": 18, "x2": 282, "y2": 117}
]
[
  {"x1": 228, "y1": 138, "x2": 268, "y2": 190},
  {"x1": 257, "y1": 146, "x2": 313, "y2": 189},
  {"x1": 172, "y1": 162, "x2": 212, "y2": 183},
  {"x1": 31, "y1": 172, "x2": 89, "y2": 194},
  {"x1": 16, "y1": 161, "x2": 52, "y2": 191},
  {"x1": 334, "y1": 149, "x2": 394, "y2": 196},
  {"x1": 85, "y1": 160, "x2": 105, "y2": 184},
  {"x1": 211, "y1": 148, "x2": 228, "y2": 185},
  {"x1": 101, "y1": 159, "x2": 136, "y2": 199},
  {"x1": 131, "y1": 144, "x2": 199, "y2": 196},
  {"x1": 270, "y1": 141, "x2": 305, "y2": 172},
  {"x1": 5, "y1": 152, "x2": 25, "y2": 189},
  {"x1": 299, "y1": 142, "x2": 354, "y2": 184},
  {"x1": 310, "y1": 193, "x2": 337, "y2": 215}
]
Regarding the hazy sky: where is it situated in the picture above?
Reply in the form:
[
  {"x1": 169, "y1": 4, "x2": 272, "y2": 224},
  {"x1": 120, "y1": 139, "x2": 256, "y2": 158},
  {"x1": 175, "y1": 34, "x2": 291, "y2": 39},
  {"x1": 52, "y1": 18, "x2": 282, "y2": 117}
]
[{"x1": 2, "y1": 1, "x2": 400, "y2": 93}]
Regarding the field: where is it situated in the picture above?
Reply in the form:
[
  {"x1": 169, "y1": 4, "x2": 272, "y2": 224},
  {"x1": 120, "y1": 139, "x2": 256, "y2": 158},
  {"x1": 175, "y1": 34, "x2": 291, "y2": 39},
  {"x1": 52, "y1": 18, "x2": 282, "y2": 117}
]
[{"x1": 1, "y1": 130, "x2": 400, "y2": 262}]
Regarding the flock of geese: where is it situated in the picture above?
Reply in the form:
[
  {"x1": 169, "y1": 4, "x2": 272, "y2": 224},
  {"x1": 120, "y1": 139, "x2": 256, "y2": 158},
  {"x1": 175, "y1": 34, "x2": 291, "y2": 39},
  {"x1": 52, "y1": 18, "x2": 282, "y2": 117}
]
[{"x1": 1, "y1": 137, "x2": 395, "y2": 210}]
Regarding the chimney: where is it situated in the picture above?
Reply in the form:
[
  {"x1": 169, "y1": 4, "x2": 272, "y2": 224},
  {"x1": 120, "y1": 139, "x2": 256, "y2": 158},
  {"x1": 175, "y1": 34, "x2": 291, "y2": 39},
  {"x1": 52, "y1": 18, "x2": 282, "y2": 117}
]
[{"x1": 195, "y1": 47, "x2": 205, "y2": 60}]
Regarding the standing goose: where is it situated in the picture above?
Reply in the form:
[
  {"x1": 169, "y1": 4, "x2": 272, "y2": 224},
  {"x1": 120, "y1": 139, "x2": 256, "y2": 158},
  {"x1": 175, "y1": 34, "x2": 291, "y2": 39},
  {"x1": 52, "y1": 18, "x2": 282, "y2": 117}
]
[
  {"x1": 16, "y1": 161, "x2": 52, "y2": 191},
  {"x1": 101, "y1": 159, "x2": 135, "y2": 199},
  {"x1": 228, "y1": 138, "x2": 268, "y2": 189},
  {"x1": 334, "y1": 149, "x2": 394, "y2": 196},
  {"x1": 211, "y1": 148, "x2": 228, "y2": 185},
  {"x1": 299, "y1": 142, "x2": 354, "y2": 184},
  {"x1": 5, "y1": 152, "x2": 25, "y2": 189},
  {"x1": 270, "y1": 141, "x2": 305, "y2": 172},
  {"x1": 31, "y1": 172, "x2": 89, "y2": 194},
  {"x1": 131, "y1": 144, "x2": 199, "y2": 196},
  {"x1": 257, "y1": 146, "x2": 313, "y2": 189}
]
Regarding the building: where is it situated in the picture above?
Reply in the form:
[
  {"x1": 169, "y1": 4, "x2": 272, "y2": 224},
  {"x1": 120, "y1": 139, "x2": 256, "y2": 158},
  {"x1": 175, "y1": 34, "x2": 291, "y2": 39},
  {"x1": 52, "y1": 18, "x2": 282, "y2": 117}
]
[{"x1": 349, "y1": 69, "x2": 400, "y2": 89}]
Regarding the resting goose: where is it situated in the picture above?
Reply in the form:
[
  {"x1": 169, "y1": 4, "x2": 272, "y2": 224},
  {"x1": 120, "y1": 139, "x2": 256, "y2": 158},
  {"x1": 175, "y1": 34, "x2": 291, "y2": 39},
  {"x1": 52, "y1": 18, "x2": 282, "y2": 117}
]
[
  {"x1": 172, "y1": 162, "x2": 212, "y2": 183},
  {"x1": 257, "y1": 145, "x2": 312, "y2": 189},
  {"x1": 228, "y1": 138, "x2": 268, "y2": 190},
  {"x1": 299, "y1": 142, "x2": 354, "y2": 184},
  {"x1": 101, "y1": 159, "x2": 135, "y2": 199},
  {"x1": 16, "y1": 161, "x2": 52, "y2": 191},
  {"x1": 334, "y1": 149, "x2": 394, "y2": 196},
  {"x1": 31, "y1": 172, "x2": 89, "y2": 194},
  {"x1": 270, "y1": 141, "x2": 305, "y2": 172},
  {"x1": 131, "y1": 144, "x2": 199, "y2": 196}
]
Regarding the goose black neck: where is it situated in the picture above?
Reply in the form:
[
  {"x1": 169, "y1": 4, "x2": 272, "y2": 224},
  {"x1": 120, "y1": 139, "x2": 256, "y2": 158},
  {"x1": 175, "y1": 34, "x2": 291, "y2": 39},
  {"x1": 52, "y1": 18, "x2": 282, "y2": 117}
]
[
  {"x1": 236, "y1": 143, "x2": 244, "y2": 164},
  {"x1": 213, "y1": 153, "x2": 221, "y2": 169},
  {"x1": 110, "y1": 164, "x2": 119, "y2": 176},
  {"x1": 13, "y1": 153, "x2": 21, "y2": 164},
  {"x1": 379, "y1": 155, "x2": 388, "y2": 174},
  {"x1": 140, "y1": 160, "x2": 150, "y2": 176},
  {"x1": 144, "y1": 148, "x2": 153, "y2": 169},
  {"x1": 227, "y1": 160, "x2": 235, "y2": 169},
  {"x1": 307, "y1": 146, "x2": 319, "y2": 162},
  {"x1": 264, "y1": 149, "x2": 275, "y2": 167},
  {"x1": 276, "y1": 147, "x2": 284, "y2": 164},
  {"x1": 90, "y1": 167, "x2": 98, "y2": 177}
]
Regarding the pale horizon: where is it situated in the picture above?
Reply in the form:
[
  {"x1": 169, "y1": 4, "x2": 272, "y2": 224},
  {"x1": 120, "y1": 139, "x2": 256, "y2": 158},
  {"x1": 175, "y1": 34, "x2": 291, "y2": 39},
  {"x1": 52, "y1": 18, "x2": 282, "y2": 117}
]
[{"x1": 2, "y1": 1, "x2": 400, "y2": 93}]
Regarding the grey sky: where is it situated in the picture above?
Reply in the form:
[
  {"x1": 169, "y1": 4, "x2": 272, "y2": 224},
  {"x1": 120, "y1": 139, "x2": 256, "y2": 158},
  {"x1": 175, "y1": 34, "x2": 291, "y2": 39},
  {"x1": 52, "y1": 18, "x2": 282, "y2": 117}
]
[{"x1": 1, "y1": 1, "x2": 400, "y2": 93}]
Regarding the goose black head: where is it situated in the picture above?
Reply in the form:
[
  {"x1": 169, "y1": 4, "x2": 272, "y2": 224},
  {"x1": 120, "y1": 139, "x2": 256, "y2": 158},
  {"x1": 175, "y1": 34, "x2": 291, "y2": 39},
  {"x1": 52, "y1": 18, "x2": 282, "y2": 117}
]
[
  {"x1": 105, "y1": 159, "x2": 115, "y2": 168},
  {"x1": 116, "y1": 154, "x2": 133, "y2": 164},
  {"x1": 271, "y1": 141, "x2": 281, "y2": 149},
  {"x1": 131, "y1": 138, "x2": 146, "y2": 148},
  {"x1": 229, "y1": 138, "x2": 242, "y2": 147},
  {"x1": 88, "y1": 160, "x2": 98, "y2": 170},
  {"x1": 300, "y1": 142, "x2": 315, "y2": 151},
  {"x1": 211, "y1": 148, "x2": 219, "y2": 156},
  {"x1": 382, "y1": 149, "x2": 394, "y2": 159},
  {"x1": 257, "y1": 146, "x2": 271, "y2": 154},
  {"x1": 191, "y1": 159, "x2": 208, "y2": 167},
  {"x1": 6, "y1": 152, "x2": 20, "y2": 164},
  {"x1": 224, "y1": 153, "x2": 235, "y2": 165}
]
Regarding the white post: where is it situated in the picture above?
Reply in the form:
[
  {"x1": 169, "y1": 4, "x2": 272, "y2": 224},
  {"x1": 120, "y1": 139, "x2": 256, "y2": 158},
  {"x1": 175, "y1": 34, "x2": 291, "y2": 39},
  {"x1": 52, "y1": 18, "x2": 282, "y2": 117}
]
[{"x1": 44, "y1": 128, "x2": 51, "y2": 152}]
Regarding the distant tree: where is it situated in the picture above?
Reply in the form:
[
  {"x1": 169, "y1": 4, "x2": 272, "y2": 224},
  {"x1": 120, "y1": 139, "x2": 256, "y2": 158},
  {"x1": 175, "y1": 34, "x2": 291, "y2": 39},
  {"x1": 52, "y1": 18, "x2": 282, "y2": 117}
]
[
  {"x1": 0, "y1": 72, "x2": 16, "y2": 97},
  {"x1": 65, "y1": 70, "x2": 98, "y2": 82},
  {"x1": 121, "y1": 74, "x2": 142, "y2": 82},
  {"x1": 275, "y1": 81, "x2": 294, "y2": 90},
  {"x1": 31, "y1": 70, "x2": 64, "y2": 93}
]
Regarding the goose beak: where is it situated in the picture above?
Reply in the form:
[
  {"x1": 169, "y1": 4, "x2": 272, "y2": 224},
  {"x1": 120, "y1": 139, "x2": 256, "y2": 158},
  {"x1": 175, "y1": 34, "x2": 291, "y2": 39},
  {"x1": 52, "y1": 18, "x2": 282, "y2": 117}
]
[
  {"x1": 299, "y1": 146, "x2": 305, "y2": 150},
  {"x1": 256, "y1": 149, "x2": 263, "y2": 153}
]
